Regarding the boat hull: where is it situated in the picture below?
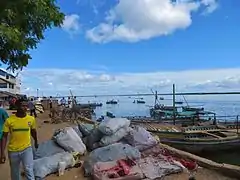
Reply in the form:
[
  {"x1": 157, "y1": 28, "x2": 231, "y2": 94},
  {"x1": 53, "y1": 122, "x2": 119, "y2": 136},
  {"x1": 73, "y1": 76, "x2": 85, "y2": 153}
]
[
  {"x1": 131, "y1": 121, "x2": 240, "y2": 153},
  {"x1": 160, "y1": 138, "x2": 240, "y2": 154}
]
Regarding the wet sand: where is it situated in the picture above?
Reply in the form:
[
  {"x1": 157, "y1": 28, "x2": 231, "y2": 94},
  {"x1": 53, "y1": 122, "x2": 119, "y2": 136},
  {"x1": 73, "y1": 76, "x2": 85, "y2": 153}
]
[{"x1": 0, "y1": 111, "x2": 237, "y2": 180}]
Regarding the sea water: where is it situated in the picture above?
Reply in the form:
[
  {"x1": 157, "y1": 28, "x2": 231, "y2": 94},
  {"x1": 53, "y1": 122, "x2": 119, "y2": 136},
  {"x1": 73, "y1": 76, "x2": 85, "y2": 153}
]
[{"x1": 77, "y1": 94, "x2": 240, "y2": 119}]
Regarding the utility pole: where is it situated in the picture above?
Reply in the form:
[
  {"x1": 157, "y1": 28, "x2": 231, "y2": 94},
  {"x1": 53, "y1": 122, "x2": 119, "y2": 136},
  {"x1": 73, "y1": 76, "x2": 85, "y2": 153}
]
[
  {"x1": 173, "y1": 84, "x2": 176, "y2": 125},
  {"x1": 37, "y1": 88, "x2": 39, "y2": 98}
]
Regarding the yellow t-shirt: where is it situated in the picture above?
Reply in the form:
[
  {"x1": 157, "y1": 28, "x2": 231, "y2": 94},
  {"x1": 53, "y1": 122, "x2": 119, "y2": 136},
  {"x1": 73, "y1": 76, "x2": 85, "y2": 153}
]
[{"x1": 3, "y1": 114, "x2": 36, "y2": 152}]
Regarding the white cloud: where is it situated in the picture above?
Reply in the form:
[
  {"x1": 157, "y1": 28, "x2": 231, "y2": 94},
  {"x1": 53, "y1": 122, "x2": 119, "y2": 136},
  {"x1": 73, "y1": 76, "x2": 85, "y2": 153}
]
[
  {"x1": 20, "y1": 68, "x2": 240, "y2": 96},
  {"x1": 201, "y1": 0, "x2": 218, "y2": 14},
  {"x1": 86, "y1": 0, "x2": 218, "y2": 43},
  {"x1": 62, "y1": 14, "x2": 81, "y2": 35}
]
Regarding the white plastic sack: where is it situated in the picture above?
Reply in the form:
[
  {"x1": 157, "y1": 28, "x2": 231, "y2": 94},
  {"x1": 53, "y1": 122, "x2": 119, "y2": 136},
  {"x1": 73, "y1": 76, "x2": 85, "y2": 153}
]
[
  {"x1": 33, "y1": 140, "x2": 65, "y2": 160},
  {"x1": 83, "y1": 143, "x2": 141, "y2": 177},
  {"x1": 85, "y1": 128, "x2": 104, "y2": 151},
  {"x1": 78, "y1": 123, "x2": 95, "y2": 137},
  {"x1": 100, "y1": 126, "x2": 131, "y2": 146},
  {"x1": 98, "y1": 118, "x2": 130, "y2": 135},
  {"x1": 125, "y1": 126, "x2": 158, "y2": 151},
  {"x1": 72, "y1": 125, "x2": 83, "y2": 138},
  {"x1": 34, "y1": 152, "x2": 75, "y2": 179},
  {"x1": 53, "y1": 127, "x2": 86, "y2": 155}
]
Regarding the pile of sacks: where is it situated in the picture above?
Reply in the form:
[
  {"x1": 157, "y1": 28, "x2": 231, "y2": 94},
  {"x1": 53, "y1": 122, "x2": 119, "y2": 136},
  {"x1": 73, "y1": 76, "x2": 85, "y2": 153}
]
[
  {"x1": 83, "y1": 118, "x2": 158, "y2": 152},
  {"x1": 82, "y1": 118, "x2": 197, "y2": 179},
  {"x1": 33, "y1": 126, "x2": 86, "y2": 179},
  {"x1": 33, "y1": 118, "x2": 197, "y2": 180}
]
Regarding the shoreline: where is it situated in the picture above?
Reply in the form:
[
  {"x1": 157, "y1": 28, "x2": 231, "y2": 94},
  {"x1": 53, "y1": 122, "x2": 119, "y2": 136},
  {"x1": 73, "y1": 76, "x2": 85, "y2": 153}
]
[{"x1": 0, "y1": 110, "x2": 238, "y2": 180}]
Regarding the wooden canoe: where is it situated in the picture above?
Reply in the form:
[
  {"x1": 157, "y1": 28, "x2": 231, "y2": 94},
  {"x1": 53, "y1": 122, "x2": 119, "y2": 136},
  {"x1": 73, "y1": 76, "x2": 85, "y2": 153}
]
[{"x1": 131, "y1": 121, "x2": 240, "y2": 154}]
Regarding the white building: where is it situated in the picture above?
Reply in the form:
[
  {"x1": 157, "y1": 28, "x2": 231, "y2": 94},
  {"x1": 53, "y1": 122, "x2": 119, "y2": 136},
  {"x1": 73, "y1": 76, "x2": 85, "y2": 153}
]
[{"x1": 0, "y1": 68, "x2": 21, "y2": 94}]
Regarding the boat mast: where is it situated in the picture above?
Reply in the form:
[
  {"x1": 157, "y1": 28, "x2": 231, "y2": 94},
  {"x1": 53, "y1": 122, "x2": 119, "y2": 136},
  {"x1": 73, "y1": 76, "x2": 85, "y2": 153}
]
[
  {"x1": 237, "y1": 115, "x2": 239, "y2": 134},
  {"x1": 182, "y1": 95, "x2": 189, "y2": 107},
  {"x1": 173, "y1": 84, "x2": 176, "y2": 125},
  {"x1": 155, "y1": 90, "x2": 157, "y2": 106}
]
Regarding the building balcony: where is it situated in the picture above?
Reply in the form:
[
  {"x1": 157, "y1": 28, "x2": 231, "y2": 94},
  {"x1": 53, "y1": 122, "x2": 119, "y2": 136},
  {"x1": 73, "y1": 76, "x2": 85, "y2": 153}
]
[{"x1": 0, "y1": 87, "x2": 16, "y2": 94}]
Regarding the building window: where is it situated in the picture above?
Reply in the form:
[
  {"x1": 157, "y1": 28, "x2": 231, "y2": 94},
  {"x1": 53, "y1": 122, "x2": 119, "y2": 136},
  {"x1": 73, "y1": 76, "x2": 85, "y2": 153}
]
[
  {"x1": 9, "y1": 84, "x2": 14, "y2": 89},
  {"x1": 0, "y1": 83, "x2": 7, "y2": 88}
]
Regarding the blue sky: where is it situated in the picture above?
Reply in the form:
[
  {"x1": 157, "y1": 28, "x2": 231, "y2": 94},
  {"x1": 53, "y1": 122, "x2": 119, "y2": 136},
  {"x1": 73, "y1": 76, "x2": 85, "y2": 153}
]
[{"x1": 18, "y1": 0, "x2": 240, "y2": 96}]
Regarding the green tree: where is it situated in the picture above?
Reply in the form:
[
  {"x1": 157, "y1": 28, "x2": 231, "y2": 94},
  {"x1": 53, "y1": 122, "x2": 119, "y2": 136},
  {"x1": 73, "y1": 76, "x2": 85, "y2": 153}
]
[{"x1": 0, "y1": 0, "x2": 65, "y2": 71}]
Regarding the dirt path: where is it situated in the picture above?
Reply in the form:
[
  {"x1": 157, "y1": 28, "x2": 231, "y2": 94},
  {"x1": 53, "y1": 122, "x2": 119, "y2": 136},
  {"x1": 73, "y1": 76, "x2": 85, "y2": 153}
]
[{"x1": 0, "y1": 111, "x2": 236, "y2": 180}]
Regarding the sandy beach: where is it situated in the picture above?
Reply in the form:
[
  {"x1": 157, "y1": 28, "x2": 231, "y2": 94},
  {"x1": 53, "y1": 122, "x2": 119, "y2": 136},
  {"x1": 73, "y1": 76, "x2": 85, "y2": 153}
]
[{"x1": 0, "y1": 111, "x2": 237, "y2": 180}]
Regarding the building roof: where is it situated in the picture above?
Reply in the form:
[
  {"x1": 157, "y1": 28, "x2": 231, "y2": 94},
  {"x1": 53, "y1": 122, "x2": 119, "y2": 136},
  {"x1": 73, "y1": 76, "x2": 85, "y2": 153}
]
[
  {"x1": 0, "y1": 91, "x2": 18, "y2": 98},
  {"x1": 0, "y1": 68, "x2": 16, "y2": 78}
]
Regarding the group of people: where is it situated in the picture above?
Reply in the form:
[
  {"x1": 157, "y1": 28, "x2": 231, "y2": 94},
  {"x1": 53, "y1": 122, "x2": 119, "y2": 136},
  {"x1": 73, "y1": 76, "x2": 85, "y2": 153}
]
[
  {"x1": 0, "y1": 99, "x2": 38, "y2": 180},
  {"x1": 59, "y1": 96, "x2": 77, "y2": 108}
]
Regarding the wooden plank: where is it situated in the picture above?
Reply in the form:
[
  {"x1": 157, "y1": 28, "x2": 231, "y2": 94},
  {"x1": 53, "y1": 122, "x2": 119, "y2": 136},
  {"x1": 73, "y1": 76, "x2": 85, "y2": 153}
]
[
  {"x1": 201, "y1": 132, "x2": 223, "y2": 139},
  {"x1": 160, "y1": 143, "x2": 240, "y2": 179}
]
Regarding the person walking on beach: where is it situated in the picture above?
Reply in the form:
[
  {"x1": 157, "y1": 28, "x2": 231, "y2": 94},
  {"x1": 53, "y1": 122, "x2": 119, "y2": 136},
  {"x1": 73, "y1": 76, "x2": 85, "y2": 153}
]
[
  {"x1": 60, "y1": 97, "x2": 66, "y2": 106},
  {"x1": 67, "y1": 96, "x2": 72, "y2": 108},
  {"x1": 28, "y1": 98, "x2": 37, "y2": 118},
  {"x1": 73, "y1": 96, "x2": 77, "y2": 106},
  {"x1": 49, "y1": 96, "x2": 53, "y2": 109},
  {"x1": 0, "y1": 99, "x2": 38, "y2": 180},
  {"x1": 0, "y1": 108, "x2": 9, "y2": 157}
]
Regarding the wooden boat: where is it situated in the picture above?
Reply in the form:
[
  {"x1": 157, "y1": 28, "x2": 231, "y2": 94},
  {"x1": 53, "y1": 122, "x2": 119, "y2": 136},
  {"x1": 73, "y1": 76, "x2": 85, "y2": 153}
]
[
  {"x1": 77, "y1": 103, "x2": 103, "y2": 109},
  {"x1": 182, "y1": 106, "x2": 204, "y2": 112},
  {"x1": 175, "y1": 101, "x2": 183, "y2": 105},
  {"x1": 131, "y1": 121, "x2": 240, "y2": 154},
  {"x1": 127, "y1": 115, "x2": 212, "y2": 126},
  {"x1": 133, "y1": 100, "x2": 146, "y2": 104},
  {"x1": 106, "y1": 111, "x2": 115, "y2": 118},
  {"x1": 149, "y1": 104, "x2": 216, "y2": 126},
  {"x1": 106, "y1": 100, "x2": 118, "y2": 104},
  {"x1": 35, "y1": 101, "x2": 44, "y2": 113}
]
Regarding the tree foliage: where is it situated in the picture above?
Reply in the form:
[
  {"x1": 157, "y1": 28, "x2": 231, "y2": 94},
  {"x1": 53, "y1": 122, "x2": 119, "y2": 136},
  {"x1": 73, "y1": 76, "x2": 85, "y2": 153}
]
[{"x1": 0, "y1": 0, "x2": 65, "y2": 71}]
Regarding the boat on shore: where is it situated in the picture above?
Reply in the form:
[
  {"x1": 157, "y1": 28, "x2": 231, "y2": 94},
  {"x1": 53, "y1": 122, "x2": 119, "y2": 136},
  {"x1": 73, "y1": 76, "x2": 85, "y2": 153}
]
[{"x1": 131, "y1": 121, "x2": 240, "y2": 154}]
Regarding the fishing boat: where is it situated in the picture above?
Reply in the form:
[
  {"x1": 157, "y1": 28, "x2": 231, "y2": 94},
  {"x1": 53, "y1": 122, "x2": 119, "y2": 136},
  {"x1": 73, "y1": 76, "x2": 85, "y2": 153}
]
[
  {"x1": 131, "y1": 121, "x2": 240, "y2": 154},
  {"x1": 106, "y1": 111, "x2": 115, "y2": 118},
  {"x1": 182, "y1": 106, "x2": 204, "y2": 112},
  {"x1": 90, "y1": 102, "x2": 103, "y2": 107},
  {"x1": 133, "y1": 100, "x2": 146, "y2": 104},
  {"x1": 78, "y1": 103, "x2": 103, "y2": 109},
  {"x1": 149, "y1": 104, "x2": 215, "y2": 125},
  {"x1": 175, "y1": 101, "x2": 183, "y2": 105},
  {"x1": 106, "y1": 100, "x2": 118, "y2": 104}
]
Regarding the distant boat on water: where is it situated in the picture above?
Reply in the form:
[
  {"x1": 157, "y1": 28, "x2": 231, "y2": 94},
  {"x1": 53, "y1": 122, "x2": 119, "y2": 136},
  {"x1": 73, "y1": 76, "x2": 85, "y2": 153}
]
[
  {"x1": 77, "y1": 102, "x2": 103, "y2": 109},
  {"x1": 133, "y1": 100, "x2": 146, "y2": 104},
  {"x1": 106, "y1": 111, "x2": 115, "y2": 118},
  {"x1": 175, "y1": 101, "x2": 183, "y2": 105},
  {"x1": 106, "y1": 100, "x2": 118, "y2": 104}
]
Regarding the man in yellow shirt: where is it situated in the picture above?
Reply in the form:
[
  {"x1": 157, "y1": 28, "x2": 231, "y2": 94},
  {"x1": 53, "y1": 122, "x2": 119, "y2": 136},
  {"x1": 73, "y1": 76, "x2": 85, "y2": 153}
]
[{"x1": 0, "y1": 99, "x2": 38, "y2": 180}]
